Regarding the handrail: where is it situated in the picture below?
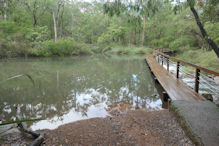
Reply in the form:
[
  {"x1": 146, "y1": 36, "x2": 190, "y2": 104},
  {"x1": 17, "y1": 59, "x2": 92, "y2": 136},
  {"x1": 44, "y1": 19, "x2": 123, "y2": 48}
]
[
  {"x1": 154, "y1": 50, "x2": 219, "y2": 76},
  {"x1": 153, "y1": 50, "x2": 219, "y2": 93}
]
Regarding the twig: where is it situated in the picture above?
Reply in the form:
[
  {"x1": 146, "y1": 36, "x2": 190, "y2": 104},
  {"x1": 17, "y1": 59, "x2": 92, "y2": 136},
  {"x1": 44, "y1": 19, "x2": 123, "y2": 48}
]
[{"x1": 16, "y1": 105, "x2": 45, "y2": 146}]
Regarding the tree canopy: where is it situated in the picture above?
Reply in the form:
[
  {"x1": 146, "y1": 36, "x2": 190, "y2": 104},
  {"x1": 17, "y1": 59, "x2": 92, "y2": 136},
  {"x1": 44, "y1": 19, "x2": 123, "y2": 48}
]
[{"x1": 0, "y1": 0, "x2": 218, "y2": 58}]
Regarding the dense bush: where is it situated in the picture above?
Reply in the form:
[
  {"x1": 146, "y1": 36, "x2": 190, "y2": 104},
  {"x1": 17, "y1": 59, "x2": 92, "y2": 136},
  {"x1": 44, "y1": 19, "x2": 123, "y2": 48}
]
[
  {"x1": 31, "y1": 39, "x2": 92, "y2": 57},
  {"x1": 25, "y1": 26, "x2": 50, "y2": 47},
  {"x1": 177, "y1": 50, "x2": 219, "y2": 71},
  {"x1": 204, "y1": 22, "x2": 219, "y2": 45},
  {"x1": 169, "y1": 36, "x2": 196, "y2": 51},
  {"x1": 0, "y1": 21, "x2": 30, "y2": 58},
  {"x1": 0, "y1": 0, "x2": 218, "y2": 69},
  {"x1": 0, "y1": 21, "x2": 92, "y2": 58},
  {"x1": 109, "y1": 46, "x2": 152, "y2": 55}
]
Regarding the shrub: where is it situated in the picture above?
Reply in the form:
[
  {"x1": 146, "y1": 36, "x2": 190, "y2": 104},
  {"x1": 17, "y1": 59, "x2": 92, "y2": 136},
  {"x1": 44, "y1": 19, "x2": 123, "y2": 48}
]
[
  {"x1": 177, "y1": 49, "x2": 219, "y2": 71},
  {"x1": 117, "y1": 49, "x2": 130, "y2": 55},
  {"x1": 31, "y1": 39, "x2": 92, "y2": 57},
  {"x1": 90, "y1": 45, "x2": 103, "y2": 53},
  {"x1": 169, "y1": 36, "x2": 196, "y2": 51}
]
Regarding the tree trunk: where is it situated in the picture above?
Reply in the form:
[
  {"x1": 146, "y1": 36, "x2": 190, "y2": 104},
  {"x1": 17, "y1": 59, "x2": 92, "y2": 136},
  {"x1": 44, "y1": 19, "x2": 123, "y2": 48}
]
[
  {"x1": 71, "y1": 13, "x2": 74, "y2": 37},
  {"x1": 3, "y1": 0, "x2": 7, "y2": 20},
  {"x1": 32, "y1": 0, "x2": 37, "y2": 27},
  {"x1": 60, "y1": 6, "x2": 65, "y2": 38},
  {"x1": 129, "y1": 30, "x2": 134, "y2": 45},
  {"x1": 3, "y1": 8, "x2": 6, "y2": 20},
  {"x1": 134, "y1": 29, "x2": 137, "y2": 45},
  {"x1": 142, "y1": 17, "x2": 146, "y2": 46},
  {"x1": 52, "y1": 10, "x2": 58, "y2": 42},
  {"x1": 190, "y1": 6, "x2": 219, "y2": 57},
  {"x1": 33, "y1": 13, "x2": 37, "y2": 27}
]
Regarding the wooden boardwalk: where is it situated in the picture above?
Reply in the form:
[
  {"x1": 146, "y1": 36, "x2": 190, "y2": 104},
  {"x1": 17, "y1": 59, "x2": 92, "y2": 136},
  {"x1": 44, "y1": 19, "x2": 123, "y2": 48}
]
[{"x1": 146, "y1": 55, "x2": 205, "y2": 101}]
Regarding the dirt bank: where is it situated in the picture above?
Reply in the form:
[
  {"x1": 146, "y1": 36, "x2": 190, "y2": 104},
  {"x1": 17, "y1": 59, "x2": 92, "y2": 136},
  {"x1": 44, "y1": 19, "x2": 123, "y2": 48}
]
[{"x1": 42, "y1": 109, "x2": 193, "y2": 145}]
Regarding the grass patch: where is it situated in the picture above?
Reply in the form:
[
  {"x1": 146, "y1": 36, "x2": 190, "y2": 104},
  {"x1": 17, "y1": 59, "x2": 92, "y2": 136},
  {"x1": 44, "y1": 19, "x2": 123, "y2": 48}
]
[
  {"x1": 109, "y1": 46, "x2": 153, "y2": 55},
  {"x1": 170, "y1": 104, "x2": 203, "y2": 146},
  {"x1": 176, "y1": 49, "x2": 219, "y2": 72},
  {"x1": 31, "y1": 39, "x2": 92, "y2": 57}
]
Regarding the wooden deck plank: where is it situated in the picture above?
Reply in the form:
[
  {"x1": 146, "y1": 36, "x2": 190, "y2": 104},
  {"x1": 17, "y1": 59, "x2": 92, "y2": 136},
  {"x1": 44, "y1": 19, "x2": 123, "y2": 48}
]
[{"x1": 146, "y1": 55, "x2": 205, "y2": 101}]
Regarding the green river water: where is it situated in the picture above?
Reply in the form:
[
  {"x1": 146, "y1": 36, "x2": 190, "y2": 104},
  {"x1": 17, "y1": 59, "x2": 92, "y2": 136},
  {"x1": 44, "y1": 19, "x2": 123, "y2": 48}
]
[{"x1": 0, "y1": 55, "x2": 162, "y2": 130}]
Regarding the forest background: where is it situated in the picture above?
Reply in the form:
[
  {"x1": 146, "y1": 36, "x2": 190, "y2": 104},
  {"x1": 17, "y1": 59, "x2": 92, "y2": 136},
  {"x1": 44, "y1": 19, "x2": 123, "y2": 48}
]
[{"x1": 0, "y1": 0, "x2": 218, "y2": 70}]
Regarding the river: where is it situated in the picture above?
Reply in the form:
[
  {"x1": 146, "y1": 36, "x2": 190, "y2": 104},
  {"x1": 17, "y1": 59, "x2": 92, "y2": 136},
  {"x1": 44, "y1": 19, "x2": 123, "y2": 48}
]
[{"x1": 0, "y1": 55, "x2": 162, "y2": 130}]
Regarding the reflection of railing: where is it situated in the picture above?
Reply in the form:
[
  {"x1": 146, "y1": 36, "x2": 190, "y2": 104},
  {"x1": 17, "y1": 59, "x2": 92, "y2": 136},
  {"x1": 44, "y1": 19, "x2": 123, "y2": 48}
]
[{"x1": 153, "y1": 50, "x2": 219, "y2": 93}]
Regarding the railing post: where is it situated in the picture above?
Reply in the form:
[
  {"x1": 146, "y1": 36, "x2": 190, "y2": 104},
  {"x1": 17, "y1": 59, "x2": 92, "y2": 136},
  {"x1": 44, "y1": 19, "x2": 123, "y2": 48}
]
[
  {"x1": 176, "y1": 62, "x2": 180, "y2": 78},
  {"x1": 167, "y1": 58, "x2": 169, "y2": 72},
  {"x1": 195, "y1": 69, "x2": 200, "y2": 93},
  {"x1": 158, "y1": 55, "x2": 160, "y2": 64},
  {"x1": 162, "y1": 56, "x2": 164, "y2": 66}
]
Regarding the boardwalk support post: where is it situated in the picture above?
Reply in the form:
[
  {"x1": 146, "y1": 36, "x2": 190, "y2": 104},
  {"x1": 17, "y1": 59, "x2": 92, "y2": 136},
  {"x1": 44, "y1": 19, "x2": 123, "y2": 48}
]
[
  {"x1": 158, "y1": 55, "x2": 160, "y2": 64},
  {"x1": 176, "y1": 62, "x2": 180, "y2": 78},
  {"x1": 154, "y1": 77, "x2": 159, "y2": 83},
  {"x1": 167, "y1": 58, "x2": 169, "y2": 72},
  {"x1": 195, "y1": 69, "x2": 200, "y2": 93},
  {"x1": 162, "y1": 56, "x2": 164, "y2": 66},
  {"x1": 163, "y1": 91, "x2": 169, "y2": 102}
]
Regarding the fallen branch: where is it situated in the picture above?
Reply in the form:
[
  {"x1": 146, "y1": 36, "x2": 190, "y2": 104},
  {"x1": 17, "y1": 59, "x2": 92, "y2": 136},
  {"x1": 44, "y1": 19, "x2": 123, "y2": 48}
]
[
  {"x1": 16, "y1": 105, "x2": 45, "y2": 146},
  {"x1": 0, "y1": 118, "x2": 44, "y2": 126}
]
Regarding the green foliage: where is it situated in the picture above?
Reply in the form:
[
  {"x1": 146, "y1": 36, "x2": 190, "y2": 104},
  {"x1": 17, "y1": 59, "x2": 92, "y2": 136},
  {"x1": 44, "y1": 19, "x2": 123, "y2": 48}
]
[
  {"x1": 169, "y1": 36, "x2": 196, "y2": 51},
  {"x1": 103, "y1": 0, "x2": 125, "y2": 16},
  {"x1": 109, "y1": 46, "x2": 152, "y2": 55},
  {"x1": 0, "y1": 21, "x2": 30, "y2": 58},
  {"x1": 177, "y1": 49, "x2": 219, "y2": 71},
  {"x1": 204, "y1": 22, "x2": 219, "y2": 45},
  {"x1": 0, "y1": 0, "x2": 218, "y2": 64},
  {"x1": 25, "y1": 26, "x2": 50, "y2": 47},
  {"x1": 32, "y1": 39, "x2": 92, "y2": 57},
  {"x1": 98, "y1": 33, "x2": 112, "y2": 44},
  {"x1": 201, "y1": 0, "x2": 219, "y2": 22},
  {"x1": 90, "y1": 45, "x2": 104, "y2": 53},
  {"x1": 98, "y1": 24, "x2": 128, "y2": 45}
]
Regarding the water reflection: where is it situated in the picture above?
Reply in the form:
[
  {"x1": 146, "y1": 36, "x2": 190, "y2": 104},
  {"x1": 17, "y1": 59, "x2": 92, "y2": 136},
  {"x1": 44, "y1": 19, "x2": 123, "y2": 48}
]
[{"x1": 0, "y1": 55, "x2": 162, "y2": 130}]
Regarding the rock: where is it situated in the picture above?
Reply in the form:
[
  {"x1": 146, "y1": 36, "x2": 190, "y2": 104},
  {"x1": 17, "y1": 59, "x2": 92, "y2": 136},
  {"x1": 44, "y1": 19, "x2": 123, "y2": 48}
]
[{"x1": 202, "y1": 93, "x2": 213, "y2": 101}]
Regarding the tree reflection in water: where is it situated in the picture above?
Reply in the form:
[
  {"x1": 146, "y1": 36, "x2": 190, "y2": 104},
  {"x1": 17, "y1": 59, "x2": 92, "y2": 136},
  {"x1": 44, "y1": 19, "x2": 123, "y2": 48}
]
[{"x1": 0, "y1": 55, "x2": 162, "y2": 130}]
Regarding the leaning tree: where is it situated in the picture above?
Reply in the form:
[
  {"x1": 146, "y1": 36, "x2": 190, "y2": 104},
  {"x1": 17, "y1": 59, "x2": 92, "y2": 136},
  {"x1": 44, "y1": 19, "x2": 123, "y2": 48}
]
[{"x1": 175, "y1": 0, "x2": 219, "y2": 57}]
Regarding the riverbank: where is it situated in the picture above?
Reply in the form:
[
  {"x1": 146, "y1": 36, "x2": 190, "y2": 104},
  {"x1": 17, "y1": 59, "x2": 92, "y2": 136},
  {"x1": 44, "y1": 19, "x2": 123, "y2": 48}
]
[
  {"x1": 1, "y1": 109, "x2": 193, "y2": 145},
  {"x1": 176, "y1": 49, "x2": 219, "y2": 72},
  {"x1": 1, "y1": 43, "x2": 218, "y2": 73},
  {"x1": 42, "y1": 109, "x2": 192, "y2": 145}
]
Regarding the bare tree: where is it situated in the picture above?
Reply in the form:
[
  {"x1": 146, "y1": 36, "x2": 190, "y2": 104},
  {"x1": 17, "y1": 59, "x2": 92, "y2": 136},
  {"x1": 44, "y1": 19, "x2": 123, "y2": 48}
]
[
  {"x1": 52, "y1": 8, "x2": 58, "y2": 42},
  {"x1": 187, "y1": 0, "x2": 219, "y2": 57},
  {"x1": 142, "y1": 17, "x2": 146, "y2": 46},
  {"x1": 51, "y1": 0, "x2": 65, "y2": 42}
]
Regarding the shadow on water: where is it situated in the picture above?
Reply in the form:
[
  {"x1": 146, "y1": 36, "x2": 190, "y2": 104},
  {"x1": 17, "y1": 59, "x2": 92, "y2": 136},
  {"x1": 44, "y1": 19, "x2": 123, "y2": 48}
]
[
  {"x1": 145, "y1": 59, "x2": 168, "y2": 109},
  {"x1": 153, "y1": 79, "x2": 168, "y2": 109},
  {"x1": 0, "y1": 55, "x2": 165, "y2": 130}
]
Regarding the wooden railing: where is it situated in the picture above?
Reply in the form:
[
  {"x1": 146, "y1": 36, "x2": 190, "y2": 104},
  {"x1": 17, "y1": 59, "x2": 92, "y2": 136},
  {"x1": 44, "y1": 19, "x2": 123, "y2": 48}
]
[{"x1": 153, "y1": 50, "x2": 219, "y2": 93}]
